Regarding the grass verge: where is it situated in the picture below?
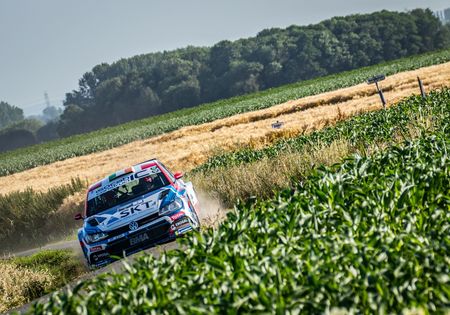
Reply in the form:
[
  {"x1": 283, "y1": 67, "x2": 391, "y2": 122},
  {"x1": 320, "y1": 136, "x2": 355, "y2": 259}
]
[
  {"x1": 0, "y1": 250, "x2": 86, "y2": 313},
  {"x1": 190, "y1": 140, "x2": 352, "y2": 206}
]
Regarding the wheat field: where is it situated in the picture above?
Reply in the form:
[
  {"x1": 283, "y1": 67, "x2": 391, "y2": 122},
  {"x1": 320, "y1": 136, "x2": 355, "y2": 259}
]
[{"x1": 0, "y1": 61, "x2": 449, "y2": 195}]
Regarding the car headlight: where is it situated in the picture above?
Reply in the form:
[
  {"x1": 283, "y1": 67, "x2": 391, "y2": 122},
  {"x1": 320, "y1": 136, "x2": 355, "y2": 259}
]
[
  {"x1": 159, "y1": 198, "x2": 183, "y2": 215},
  {"x1": 85, "y1": 232, "x2": 108, "y2": 244}
]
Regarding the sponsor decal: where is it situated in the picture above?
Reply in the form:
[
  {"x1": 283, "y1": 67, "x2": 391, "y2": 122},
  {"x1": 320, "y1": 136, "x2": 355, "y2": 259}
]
[
  {"x1": 92, "y1": 252, "x2": 110, "y2": 262},
  {"x1": 91, "y1": 245, "x2": 103, "y2": 252},
  {"x1": 174, "y1": 218, "x2": 189, "y2": 227},
  {"x1": 109, "y1": 233, "x2": 126, "y2": 242},
  {"x1": 134, "y1": 166, "x2": 160, "y2": 178},
  {"x1": 94, "y1": 176, "x2": 134, "y2": 197},
  {"x1": 89, "y1": 166, "x2": 161, "y2": 199},
  {"x1": 90, "y1": 195, "x2": 160, "y2": 228},
  {"x1": 116, "y1": 198, "x2": 158, "y2": 219},
  {"x1": 170, "y1": 211, "x2": 185, "y2": 221},
  {"x1": 130, "y1": 233, "x2": 149, "y2": 246}
]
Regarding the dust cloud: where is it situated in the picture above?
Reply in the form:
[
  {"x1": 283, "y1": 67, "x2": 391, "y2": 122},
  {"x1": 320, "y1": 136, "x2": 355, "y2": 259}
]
[{"x1": 196, "y1": 191, "x2": 229, "y2": 228}]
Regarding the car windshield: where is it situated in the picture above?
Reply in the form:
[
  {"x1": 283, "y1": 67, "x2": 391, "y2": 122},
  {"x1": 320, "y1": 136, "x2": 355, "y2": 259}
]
[{"x1": 86, "y1": 172, "x2": 169, "y2": 217}]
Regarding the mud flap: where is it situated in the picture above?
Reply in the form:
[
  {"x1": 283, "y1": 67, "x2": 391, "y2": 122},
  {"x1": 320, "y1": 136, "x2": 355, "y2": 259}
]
[{"x1": 185, "y1": 181, "x2": 199, "y2": 206}]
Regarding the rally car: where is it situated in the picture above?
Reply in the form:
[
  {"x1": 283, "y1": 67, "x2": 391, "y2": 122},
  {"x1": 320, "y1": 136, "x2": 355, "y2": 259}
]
[{"x1": 75, "y1": 158, "x2": 201, "y2": 268}]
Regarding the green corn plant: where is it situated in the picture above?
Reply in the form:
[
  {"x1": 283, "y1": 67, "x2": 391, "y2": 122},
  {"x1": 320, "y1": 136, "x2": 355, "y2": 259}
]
[{"x1": 28, "y1": 121, "x2": 450, "y2": 314}]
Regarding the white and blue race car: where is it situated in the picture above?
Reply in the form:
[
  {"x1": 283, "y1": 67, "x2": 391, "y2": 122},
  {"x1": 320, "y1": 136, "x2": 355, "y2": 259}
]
[{"x1": 75, "y1": 159, "x2": 201, "y2": 268}]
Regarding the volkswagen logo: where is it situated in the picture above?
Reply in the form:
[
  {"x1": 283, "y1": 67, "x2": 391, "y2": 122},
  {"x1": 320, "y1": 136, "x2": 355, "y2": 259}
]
[{"x1": 129, "y1": 221, "x2": 138, "y2": 231}]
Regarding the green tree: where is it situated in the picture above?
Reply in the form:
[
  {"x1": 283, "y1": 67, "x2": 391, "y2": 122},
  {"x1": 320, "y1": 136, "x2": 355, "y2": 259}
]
[
  {"x1": 413, "y1": 9, "x2": 450, "y2": 50},
  {"x1": 0, "y1": 129, "x2": 36, "y2": 152},
  {"x1": 0, "y1": 101, "x2": 24, "y2": 128},
  {"x1": 36, "y1": 121, "x2": 59, "y2": 142},
  {"x1": 57, "y1": 104, "x2": 87, "y2": 137},
  {"x1": 2, "y1": 118, "x2": 43, "y2": 134}
]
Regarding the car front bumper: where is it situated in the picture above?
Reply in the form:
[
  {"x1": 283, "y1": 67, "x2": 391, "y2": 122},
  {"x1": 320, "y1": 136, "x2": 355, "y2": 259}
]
[{"x1": 84, "y1": 211, "x2": 194, "y2": 268}]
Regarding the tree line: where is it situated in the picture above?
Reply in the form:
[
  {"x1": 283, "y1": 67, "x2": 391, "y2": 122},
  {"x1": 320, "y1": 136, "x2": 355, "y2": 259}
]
[
  {"x1": 0, "y1": 101, "x2": 61, "y2": 152},
  {"x1": 1, "y1": 9, "x2": 449, "y2": 151},
  {"x1": 59, "y1": 9, "x2": 449, "y2": 136}
]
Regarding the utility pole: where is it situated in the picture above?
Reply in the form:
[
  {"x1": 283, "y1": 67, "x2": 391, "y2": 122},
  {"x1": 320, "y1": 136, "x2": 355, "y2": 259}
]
[{"x1": 44, "y1": 91, "x2": 51, "y2": 108}]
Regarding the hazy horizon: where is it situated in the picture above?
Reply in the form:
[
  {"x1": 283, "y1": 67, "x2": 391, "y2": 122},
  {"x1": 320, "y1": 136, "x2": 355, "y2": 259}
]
[{"x1": 0, "y1": 0, "x2": 448, "y2": 116}]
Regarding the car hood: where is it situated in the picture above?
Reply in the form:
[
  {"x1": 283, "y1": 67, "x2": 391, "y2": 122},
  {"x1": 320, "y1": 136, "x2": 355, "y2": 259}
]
[{"x1": 84, "y1": 187, "x2": 177, "y2": 233}]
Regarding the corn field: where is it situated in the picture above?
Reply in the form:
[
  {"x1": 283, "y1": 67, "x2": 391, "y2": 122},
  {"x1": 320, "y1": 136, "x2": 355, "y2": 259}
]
[{"x1": 29, "y1": 93, "x2": 450, "y2": 314}]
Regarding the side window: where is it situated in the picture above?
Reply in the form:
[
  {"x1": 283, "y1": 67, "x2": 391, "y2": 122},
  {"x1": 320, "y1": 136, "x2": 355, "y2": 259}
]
[{"x1": 159, "y1": 162, "x2": 175, "y2": 182}]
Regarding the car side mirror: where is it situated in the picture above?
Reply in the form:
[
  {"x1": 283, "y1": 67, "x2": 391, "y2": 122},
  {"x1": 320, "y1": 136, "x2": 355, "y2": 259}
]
[
  {"x1": 74, "y1": 213, "x2": 83, "y2": 221},
  {"x1": 174, "y1": 172, "x2": 184, "y2": 180}
]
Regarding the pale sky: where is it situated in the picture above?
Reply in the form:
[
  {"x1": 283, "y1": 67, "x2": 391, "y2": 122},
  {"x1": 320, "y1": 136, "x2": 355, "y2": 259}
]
[{"x1": 0, "y1": 0, "x2": 448, "y2": 115}]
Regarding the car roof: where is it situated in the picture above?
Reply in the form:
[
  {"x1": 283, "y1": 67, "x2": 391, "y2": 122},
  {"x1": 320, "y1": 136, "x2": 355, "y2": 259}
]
[{"x1": 87, "y1": 158, "x2": 159, "y2": 192}]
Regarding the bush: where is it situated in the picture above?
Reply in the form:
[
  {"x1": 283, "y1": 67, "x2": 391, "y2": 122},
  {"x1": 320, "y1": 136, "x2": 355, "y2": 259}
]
[
  {"x1": 0, "y1": 249, "x2": 86, "y2": 313},
  {"x1": 0, "y1": 261, "x2": 54, "y2": 313}
]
